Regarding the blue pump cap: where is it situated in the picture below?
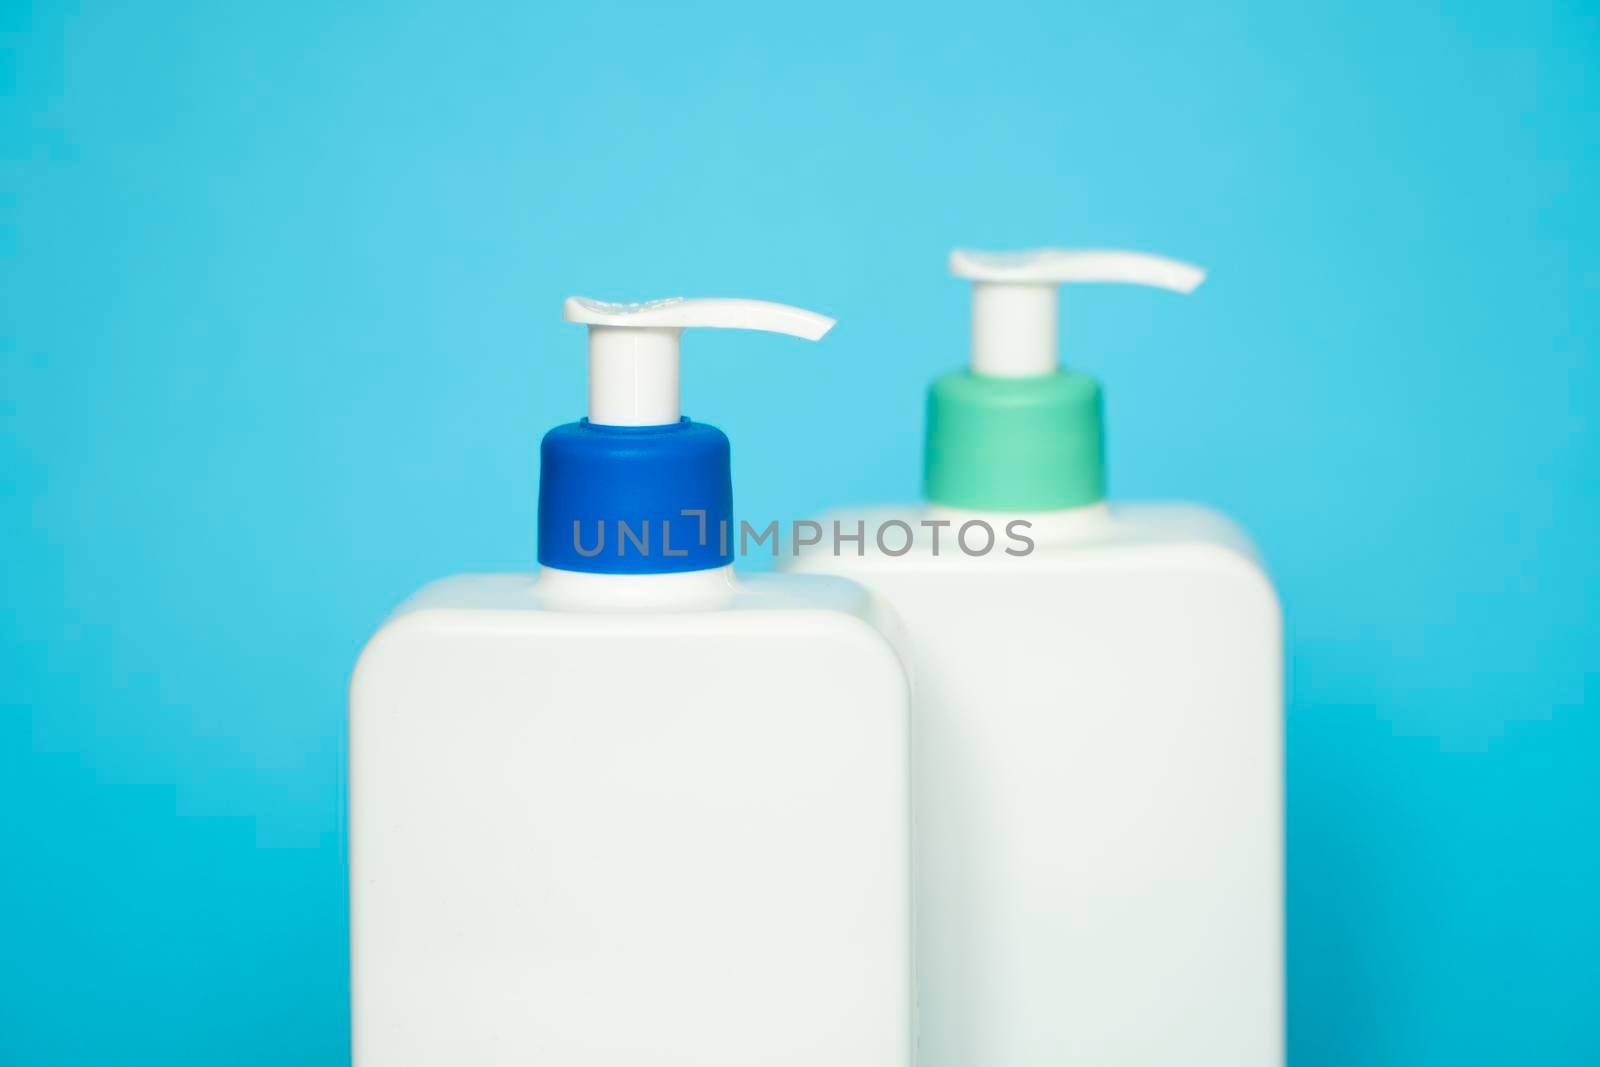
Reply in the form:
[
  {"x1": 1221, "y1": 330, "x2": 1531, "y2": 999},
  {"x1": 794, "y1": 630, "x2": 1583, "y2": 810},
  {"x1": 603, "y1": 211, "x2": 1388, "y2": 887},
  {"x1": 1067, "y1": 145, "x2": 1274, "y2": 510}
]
[
  {"x1": 538, "y1": 418, "x2": 732, "y2": 574},
  {"x1": 539, "y1": 295, "x2": 835, "y2": 575}
]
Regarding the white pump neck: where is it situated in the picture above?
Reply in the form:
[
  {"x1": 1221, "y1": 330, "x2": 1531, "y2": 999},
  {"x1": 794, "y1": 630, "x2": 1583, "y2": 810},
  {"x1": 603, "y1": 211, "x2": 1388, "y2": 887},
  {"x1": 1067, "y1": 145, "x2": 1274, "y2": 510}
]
[
  {"x1": 950, "y1": 249, "x2": 1207, "y2": 378},
  {"x1": 564, "y1": 297, "x2": 835, "y2": 427},
  {"x1": 585, "y1": 325, "x2": 683, "y2": 427}
]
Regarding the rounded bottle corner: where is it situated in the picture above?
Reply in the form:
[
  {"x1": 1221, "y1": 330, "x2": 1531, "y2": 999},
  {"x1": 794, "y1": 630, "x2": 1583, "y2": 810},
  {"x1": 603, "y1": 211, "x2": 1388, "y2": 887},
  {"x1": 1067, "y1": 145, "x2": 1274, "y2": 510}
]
[{"x1": 347, "y1": 607, "x2": 450, "y2": 709}]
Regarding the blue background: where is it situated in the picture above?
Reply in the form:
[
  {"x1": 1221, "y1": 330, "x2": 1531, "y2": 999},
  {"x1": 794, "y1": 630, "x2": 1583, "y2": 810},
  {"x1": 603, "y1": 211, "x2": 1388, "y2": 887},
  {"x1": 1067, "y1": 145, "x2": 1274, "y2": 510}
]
[{"x1": 4, "y1": 1, "x2": 1596, "y2": 1063}]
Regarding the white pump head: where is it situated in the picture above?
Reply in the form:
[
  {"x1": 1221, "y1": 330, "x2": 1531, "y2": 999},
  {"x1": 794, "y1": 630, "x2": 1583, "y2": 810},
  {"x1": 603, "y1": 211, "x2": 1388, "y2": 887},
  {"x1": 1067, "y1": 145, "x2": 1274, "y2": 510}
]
[
  {"x1": 949, "y1": 249, "x2": 1206, "y2": 378},
  {"x1": 563, "y1": 297, "x2": 835, "y2": 427}
]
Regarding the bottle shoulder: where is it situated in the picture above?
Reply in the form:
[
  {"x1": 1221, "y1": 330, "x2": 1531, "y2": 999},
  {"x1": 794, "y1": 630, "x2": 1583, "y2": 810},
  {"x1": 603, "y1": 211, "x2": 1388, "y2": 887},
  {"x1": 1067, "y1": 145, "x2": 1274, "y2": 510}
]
[
  {"x1": 381, "y1": 570, "x2": 886, "y2": 618},
  {"x1": 351, "y1": 570, "x2": 911, "y2": 691},
  {"x1": 787, "y1": 500, "x2": 1275, "y2": 590}
]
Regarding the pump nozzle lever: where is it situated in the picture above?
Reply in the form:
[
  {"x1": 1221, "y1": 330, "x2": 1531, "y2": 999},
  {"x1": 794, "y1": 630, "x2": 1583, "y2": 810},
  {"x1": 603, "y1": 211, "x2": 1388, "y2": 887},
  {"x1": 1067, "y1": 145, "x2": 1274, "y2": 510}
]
[
  {"x1": 947, "y1": 248, "x2": 1205, "y2": 378},
  {"x1": 563, "y1": 296, "x2": 836, "y2": 427}
]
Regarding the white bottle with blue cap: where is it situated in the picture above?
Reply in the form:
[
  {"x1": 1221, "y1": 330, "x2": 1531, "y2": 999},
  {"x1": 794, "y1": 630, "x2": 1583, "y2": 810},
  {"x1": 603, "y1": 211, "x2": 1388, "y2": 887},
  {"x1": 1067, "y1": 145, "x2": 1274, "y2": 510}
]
[
  {"x1": 787, "y1": 248, "x2": 1283, "y2": 1067},
  {"x1": 349, "y1": 296, "x2": 912, "y2": 1067}
]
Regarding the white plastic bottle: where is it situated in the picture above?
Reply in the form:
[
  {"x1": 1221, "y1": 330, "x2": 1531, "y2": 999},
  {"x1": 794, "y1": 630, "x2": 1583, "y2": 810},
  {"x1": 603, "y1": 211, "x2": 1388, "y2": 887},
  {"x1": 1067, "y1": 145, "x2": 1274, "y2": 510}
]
[
  {"x1": 786, "y1": 249, "x2": 1283, "y2": 1067},
  {"x1": 350, "y1": 297, "x2": 912, "y2": 1067}
]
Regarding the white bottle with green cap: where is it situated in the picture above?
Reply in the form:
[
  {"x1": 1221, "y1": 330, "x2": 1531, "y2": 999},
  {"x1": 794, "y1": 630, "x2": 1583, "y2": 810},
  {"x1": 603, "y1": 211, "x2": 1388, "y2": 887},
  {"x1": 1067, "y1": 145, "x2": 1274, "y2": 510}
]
[{"x1": 787, "y1": 248, "x2": 1283, "y2": 1067}]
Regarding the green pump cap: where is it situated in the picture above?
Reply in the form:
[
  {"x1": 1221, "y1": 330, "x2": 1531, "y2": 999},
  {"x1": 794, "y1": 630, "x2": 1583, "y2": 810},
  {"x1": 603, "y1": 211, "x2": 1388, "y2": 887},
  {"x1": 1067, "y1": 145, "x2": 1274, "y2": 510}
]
[{"x1": 924, "y1": 248, "x2": 1206, "y2": 511}]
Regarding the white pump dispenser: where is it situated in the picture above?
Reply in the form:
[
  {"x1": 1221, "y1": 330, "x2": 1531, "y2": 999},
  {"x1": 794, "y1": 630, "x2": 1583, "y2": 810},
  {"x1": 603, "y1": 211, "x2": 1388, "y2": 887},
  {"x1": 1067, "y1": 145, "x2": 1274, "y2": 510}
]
[
  {"x1": 950, "y1": 248, "x2": 1205, "y2": 377},
  {"x1": 564, "y1": 297, "x2": 835, "y2": 426},
  {"x1": 786, "y1": 246, "x2": 1282, "y2": 1067},
  {"x1": 350, "y1": 291, "x2": 910, "y2": 1067}
]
